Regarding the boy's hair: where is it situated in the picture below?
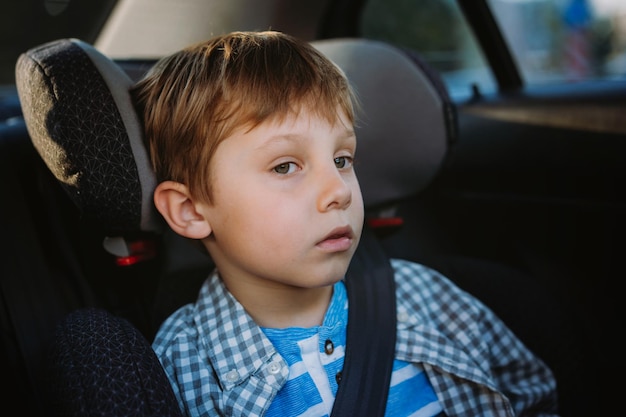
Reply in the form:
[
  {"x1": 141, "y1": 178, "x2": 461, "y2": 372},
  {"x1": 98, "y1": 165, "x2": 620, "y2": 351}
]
[{"x1": 132, "y1": 30, "x2": 356, "y2": 203}]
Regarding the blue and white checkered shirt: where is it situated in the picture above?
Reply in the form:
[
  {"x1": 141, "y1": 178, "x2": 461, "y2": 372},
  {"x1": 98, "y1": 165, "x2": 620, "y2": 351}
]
[{"x1": 152, "y1": 259, "x2": 559, "y2": 416}]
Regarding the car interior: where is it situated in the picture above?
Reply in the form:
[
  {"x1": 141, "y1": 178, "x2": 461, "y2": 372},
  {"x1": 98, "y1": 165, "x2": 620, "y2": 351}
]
[{"x1": 1, "y1": 1, "x2": 623, "y2": 416}]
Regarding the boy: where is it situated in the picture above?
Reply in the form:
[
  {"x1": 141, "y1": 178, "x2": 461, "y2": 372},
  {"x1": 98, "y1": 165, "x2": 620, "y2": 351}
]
[{"x1": 131, "y1": 31, "x2": 559, "y2": 416}]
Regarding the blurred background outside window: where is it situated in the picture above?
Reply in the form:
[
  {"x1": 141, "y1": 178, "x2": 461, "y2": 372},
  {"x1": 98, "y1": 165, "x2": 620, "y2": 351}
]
[{"x1": 361, "y1": 0, "x2": 626, "y2": 100}]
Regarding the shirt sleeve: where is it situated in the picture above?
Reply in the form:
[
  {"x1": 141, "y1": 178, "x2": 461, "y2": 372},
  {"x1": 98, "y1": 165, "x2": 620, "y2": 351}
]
[{"x1": 391, "y1": 258, "x2": 559, "y2": 416}]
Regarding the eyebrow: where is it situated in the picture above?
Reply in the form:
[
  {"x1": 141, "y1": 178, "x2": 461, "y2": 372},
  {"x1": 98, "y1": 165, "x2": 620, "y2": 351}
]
[{"x1": 256, "y1": 128, "x2": 356, "y2": 150}]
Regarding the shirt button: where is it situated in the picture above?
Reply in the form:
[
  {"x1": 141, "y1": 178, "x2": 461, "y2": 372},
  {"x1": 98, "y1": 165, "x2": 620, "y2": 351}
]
[
  {"x1": 267, "y1": 361, "x2": 282, "y2": 374},
  {"x1": 324, "y1": 339, "x2": 334, "y2": 355},
  {"x1": 336, "y1": 371, "x2": 342, "y2": 384},
  {"x1": 225, "y1": 369, "x2": 239, "y2": 382},
  {"x1": 397, "y1": 311, "x2": 410, "y2": 323}
]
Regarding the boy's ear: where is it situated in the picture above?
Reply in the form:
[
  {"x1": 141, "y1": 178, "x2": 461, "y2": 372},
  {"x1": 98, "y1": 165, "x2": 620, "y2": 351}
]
[{"x1": 153, "y1": 181, "x2": 212, "y2": 239}]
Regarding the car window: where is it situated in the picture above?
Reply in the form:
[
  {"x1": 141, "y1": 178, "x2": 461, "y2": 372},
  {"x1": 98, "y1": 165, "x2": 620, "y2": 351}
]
[
  {"x1": 488, "y1": 0, "x2": 626, "y2": 84},
  {"x1": 359, "y1": 0, "x2": 626, "y2": 101},
  {"x1": 360, "y1": 0, "x2": 496, "y2": 101}
]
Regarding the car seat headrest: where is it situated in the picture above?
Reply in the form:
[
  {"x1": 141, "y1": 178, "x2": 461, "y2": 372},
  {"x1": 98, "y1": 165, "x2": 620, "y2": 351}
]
[
  {"x1": 16, "y1": 37, "x2": 455, "y2": 241},
  {"x1": 15, "y1": 38, "x2": 162, "y2": 237},
  {"x1": 312, "y1": 38, "x2": 456, "y2": 209}
]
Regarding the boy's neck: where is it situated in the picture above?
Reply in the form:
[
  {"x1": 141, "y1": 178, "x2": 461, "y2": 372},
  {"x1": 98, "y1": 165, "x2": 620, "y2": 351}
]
[{"x1": 222, "y1": 277, "x2": 334, "y2": 329}]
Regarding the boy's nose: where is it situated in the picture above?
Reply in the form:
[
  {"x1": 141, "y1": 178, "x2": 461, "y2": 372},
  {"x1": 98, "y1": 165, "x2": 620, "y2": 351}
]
[{"x1": 317, "y1": 167, "x2": 352, "y2": 212}]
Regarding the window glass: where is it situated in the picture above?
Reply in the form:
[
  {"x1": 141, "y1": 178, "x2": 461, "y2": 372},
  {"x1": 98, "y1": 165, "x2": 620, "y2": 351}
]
[
  {"x1": 359, "y1": 0, "x2": 626, "y2": 100},
  {"x1": 360, "y1": 0, "x2": 496, "y2": 100},
  {"x1": 488, "y1": 0, "x2": 626, "y2": 83}
]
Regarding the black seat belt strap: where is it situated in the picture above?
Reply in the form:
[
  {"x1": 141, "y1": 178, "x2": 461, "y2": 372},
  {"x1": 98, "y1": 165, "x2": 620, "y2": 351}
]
[{"x1": 331, "y1": 225, "x2": 397, "y2": 417}]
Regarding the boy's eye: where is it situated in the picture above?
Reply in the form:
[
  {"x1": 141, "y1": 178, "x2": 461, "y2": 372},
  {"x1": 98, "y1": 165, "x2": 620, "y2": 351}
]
[
  {"x1": 334, "y1": 156, "x2": 352, "y2": 169},
  {"x1": 273, "y1": 162, "x2": 297, "y2": 175}
]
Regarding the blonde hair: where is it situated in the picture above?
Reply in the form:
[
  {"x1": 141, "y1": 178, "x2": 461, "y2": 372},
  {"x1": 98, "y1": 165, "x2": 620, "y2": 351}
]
[{"x1": 132, "y1": 31, "x2": 356, "y2": 203}]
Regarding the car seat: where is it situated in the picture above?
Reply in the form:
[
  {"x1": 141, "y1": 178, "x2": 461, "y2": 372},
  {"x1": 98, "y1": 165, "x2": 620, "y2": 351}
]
[{"x1": 8, "y1": 37, "x2": 586, "y2": 416}]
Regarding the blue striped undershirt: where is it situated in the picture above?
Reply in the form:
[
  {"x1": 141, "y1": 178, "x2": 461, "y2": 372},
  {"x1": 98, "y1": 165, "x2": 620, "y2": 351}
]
[{"x1": 261, "y1": 281, "x2": 443, "y2": 417}]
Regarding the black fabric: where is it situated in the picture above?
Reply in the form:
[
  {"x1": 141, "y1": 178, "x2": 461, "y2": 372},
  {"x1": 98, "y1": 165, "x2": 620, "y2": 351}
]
[
  {"x1": 48, "y1": 308, "x2": 183, "y2": 417},
  {"x1": 15, "y1": 39, "x2": 149, "y2": 235},
  {"x1": 331, "y1": 225, "x2": 397, "y2": 417},
  {"x1": 0, "y1": 126, "x2": 100, "y2": 417}
]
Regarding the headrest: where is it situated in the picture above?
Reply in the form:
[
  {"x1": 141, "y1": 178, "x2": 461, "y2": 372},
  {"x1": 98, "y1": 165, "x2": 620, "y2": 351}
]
[
  {"x1": 312, "y1": 38, "x2": 456, "y2": 209},
  {"x1": 16, "y1": 37, "x2": 455, "y2": 241},
  {"x1": 15, "y1": 38, "x2": 161, "y2": 237}
]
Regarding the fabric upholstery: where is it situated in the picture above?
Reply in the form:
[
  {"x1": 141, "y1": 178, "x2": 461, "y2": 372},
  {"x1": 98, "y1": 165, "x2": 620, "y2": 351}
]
[
  {"x1": 48, "y1": 308, "x2": 182, "y2": 417},
  {"x1": 15, "y1": 38, "x2": 161, "y2": 236}
]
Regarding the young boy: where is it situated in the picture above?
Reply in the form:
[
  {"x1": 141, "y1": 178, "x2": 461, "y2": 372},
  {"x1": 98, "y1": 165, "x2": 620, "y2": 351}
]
[{"x1": 131, "y1": 31, "x2": 559, "y2": 416}]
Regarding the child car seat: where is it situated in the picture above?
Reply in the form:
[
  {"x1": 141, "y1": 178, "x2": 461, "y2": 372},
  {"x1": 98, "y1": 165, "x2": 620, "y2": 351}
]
[{"x1": 11, "y1": 37, "x2": 586, "y2": 415}]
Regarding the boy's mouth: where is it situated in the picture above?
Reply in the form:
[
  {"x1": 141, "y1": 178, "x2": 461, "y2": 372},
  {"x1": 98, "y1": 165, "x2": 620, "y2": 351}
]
[{"x1": 317, "y1": 226, "x2": 354, "y2": 252}]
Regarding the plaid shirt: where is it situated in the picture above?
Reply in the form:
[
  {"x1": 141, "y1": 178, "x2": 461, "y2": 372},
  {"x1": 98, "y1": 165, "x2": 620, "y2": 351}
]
[{"x1": 152, "y1": 259, "x2": 559, "y2": 416}]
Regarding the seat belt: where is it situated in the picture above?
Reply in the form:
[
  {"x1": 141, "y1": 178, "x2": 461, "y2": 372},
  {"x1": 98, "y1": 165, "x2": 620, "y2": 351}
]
[{"x1": 331, "y1": 225, "x2": 397, "y2": 417}]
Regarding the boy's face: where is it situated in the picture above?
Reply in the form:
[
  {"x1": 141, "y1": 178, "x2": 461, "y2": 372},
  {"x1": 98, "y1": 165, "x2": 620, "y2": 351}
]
[{"x1": 198, "y1": 107, "x2": 364, "y2": 290}]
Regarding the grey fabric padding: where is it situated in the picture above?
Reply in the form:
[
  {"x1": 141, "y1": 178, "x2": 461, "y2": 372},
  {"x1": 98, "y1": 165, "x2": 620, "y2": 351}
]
[
  {"x1": 312, "y1": 39, "x2": 452, "y2": 208},
  {"x1": 15, "y1": 38, "x2": 162, "y2": 235}
]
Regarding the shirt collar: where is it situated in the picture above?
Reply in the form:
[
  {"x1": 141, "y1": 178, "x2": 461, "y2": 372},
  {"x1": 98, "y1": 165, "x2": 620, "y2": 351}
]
[{"x1": 192, "y1": 270, "x2": 280, "y2": 390}]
